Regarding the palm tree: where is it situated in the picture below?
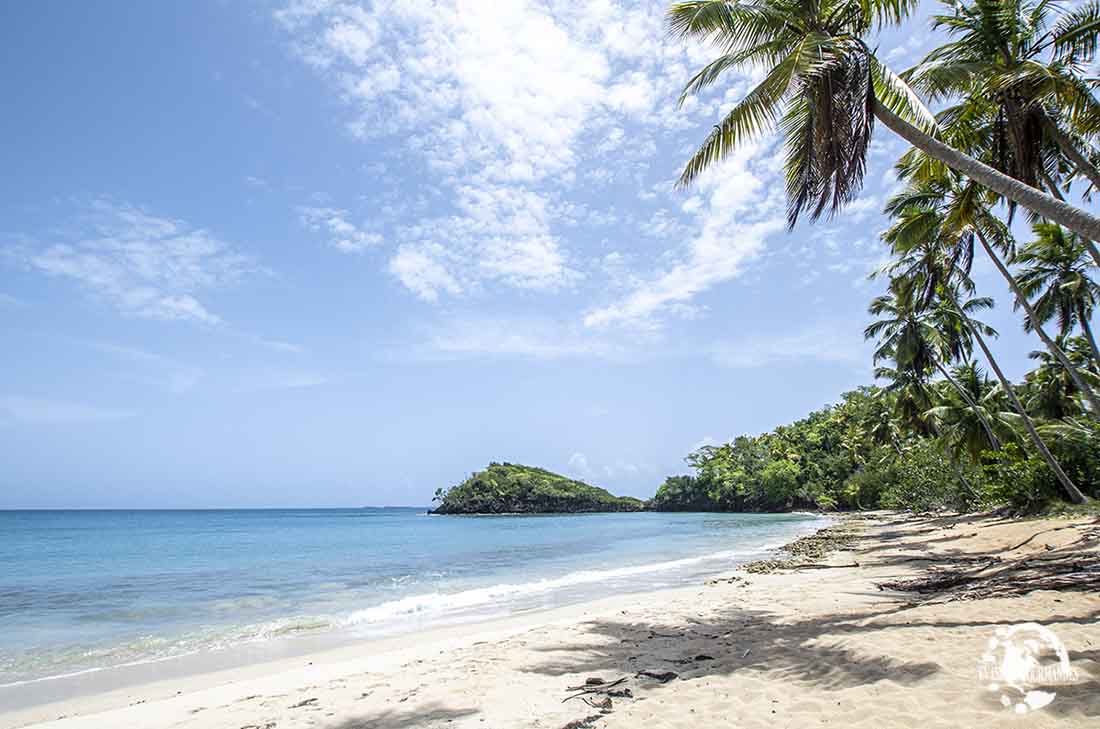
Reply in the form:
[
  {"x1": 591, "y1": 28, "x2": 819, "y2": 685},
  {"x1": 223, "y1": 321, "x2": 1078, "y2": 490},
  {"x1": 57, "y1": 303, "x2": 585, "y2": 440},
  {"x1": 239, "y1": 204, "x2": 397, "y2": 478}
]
[
  {"x1": 668, "y1": 0, "x2": 1100, "y2": 242},
  {"x1": 906, "y1": 0, "x2": 1100, "y2": 220},
  {"x1": 864, "y1": 278, "x2": 1002, "y2": 448},
  {"x1": 1022, "y1": 344, "x2": 1089, "y2": 419},
  {"x1": 1016, "y1": 222, "x2": 1100, "y2": 369},
  {"x1": 927, "y1": 362, "x2": 1016, "y2": 462},
  {"x1": 872, "y1": 364, "x2": 938, "y2": 436},
  {"x1": 940, "y1": 286, "x2": 1089, "y2": 503},
  {"x1": 867, "y1": 393, "x2": 906, "y2": 455},
  {"x1": 884, "y1": 173, "x2": 1100, "y2": 415},
  {"x1": 880, "y1": 180, "x2": 1089, "y2": 501}
]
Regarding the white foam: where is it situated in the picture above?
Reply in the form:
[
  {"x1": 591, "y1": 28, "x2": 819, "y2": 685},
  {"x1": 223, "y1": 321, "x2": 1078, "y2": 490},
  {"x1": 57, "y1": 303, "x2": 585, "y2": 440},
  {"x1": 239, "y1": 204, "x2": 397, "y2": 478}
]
[{"x1": 338, "y1": 540, "x2": 791, "y2": 628}]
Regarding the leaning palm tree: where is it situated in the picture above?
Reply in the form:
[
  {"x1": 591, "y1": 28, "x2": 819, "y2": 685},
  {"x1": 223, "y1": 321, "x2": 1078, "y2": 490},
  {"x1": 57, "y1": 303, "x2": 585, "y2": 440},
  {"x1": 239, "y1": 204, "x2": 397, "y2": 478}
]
[
  {"x1": 938, "y1": 285, "x2": 1089, "y2": 503},
  {"x1": 927, "y1": 362, "x2": 1016, "y2": 462},
  {"x1": 668, "y1": 0, "x2": 1100, "y2": 241},
  {"x1": 874, "y1": 219, "x2": 1088, "y2": 500},
  {"x1": 878, "y1": 220, "x2": 1007, "y2": 447},
  {"x1": 884, "y1": 172, "x2": 1100, "y2": 415},
  {"x1": 1023, "y1": 344, "x2": 1089, "y2": 419},
  {"x1": 864, "y1": 278, "x2": 1002, "y2": 448},
  {"x1": 1016, "y1": 222, "x2": 1100, "y2": 368},
  {"x1": 907, "y1": 0, "x2": 1100, "y2": 207},
  {"x1": 872, "y1": 364, "x2": 938, "y2": 437}
]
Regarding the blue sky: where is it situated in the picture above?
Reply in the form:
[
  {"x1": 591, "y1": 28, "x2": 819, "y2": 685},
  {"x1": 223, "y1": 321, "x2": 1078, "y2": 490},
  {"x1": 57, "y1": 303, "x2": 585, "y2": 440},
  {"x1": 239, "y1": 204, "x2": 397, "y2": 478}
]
[{"x1": 0, "y1": 1, "x2": 1071, "y2": 508}]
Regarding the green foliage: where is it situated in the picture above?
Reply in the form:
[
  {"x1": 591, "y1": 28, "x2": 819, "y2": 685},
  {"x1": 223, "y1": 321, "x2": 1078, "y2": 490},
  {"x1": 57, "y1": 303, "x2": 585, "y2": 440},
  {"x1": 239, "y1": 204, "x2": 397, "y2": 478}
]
[
  {"x1": 880, "y1": 439, "x2": 977, "y2": 513},
  {"x1": 654, "y1": 387, "x2": 905, "y2": 512},
  {"x1": 653, "y1": 382, "x2": 1097, "y2": 515},
  {"x1": 657, "y1": 0, "x2": 1100, "y2": 515},
  {"x1": 650, "y1": 474, "x2": 716, "y2": 511},
  {"x1": 979, "y1": 444, "x2": 1061, "y2": 513},
  {"x1": 434, "y1": 463, "x2": 644, "y2": 514}
]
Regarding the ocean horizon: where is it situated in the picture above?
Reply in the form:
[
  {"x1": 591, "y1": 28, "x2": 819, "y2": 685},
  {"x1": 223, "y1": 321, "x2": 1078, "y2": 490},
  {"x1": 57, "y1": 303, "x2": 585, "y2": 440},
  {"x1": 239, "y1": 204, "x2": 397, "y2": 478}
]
[{"x1": 0, "y1": 508, "x2": 827, "y2": 698}]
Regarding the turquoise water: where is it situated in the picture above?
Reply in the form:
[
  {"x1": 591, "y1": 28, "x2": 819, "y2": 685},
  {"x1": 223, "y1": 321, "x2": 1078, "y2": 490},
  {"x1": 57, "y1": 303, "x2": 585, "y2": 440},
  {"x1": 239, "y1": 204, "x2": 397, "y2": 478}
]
[{"x1": 0, "y1": 508, "x2": 826, "y2": 689}]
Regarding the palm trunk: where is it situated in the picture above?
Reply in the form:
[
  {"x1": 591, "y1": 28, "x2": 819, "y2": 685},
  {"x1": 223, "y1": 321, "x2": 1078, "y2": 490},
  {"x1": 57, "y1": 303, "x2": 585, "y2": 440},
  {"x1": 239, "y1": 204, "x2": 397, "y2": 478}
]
[
  {"x1": 1079, "y1": 302, "x2": 1100, "y2": 373},
  {"x1": 968, "y1": 322, "x2": 1088, "y2": 504},
  {"x1": 932, "y1": 358, "x2": 1002, "y2": 452},
  {"x1": 1041, "y1": 169, "x2": 1066, "y2": 201},
  {"x1": 1042, "y1": 114, "x2": 1100, "y2": 195},
  {"x1": 1035, "y1": 117, "x2": 1100, "y2": 266},
  {"x1": 974, "y1": 228, "x2": 1100, "y2": 417},
  {"x1": 872, "y1": 99, "x2": 1100, "y2": 246}
]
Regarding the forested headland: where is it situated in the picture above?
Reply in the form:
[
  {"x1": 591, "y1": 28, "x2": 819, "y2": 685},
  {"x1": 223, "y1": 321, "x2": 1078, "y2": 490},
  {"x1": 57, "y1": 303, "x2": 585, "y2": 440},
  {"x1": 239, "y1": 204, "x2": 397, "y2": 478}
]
[{"x1": 432, "y1": 463, "x2": 646, "y2": 514}]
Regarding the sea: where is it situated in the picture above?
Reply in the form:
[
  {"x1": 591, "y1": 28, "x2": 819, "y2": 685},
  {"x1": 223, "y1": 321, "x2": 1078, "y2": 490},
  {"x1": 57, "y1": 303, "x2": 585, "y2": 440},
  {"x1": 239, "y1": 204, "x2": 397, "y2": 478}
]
[{"x1": 0, "y1": 508, "x2": 828, "y2": 705}]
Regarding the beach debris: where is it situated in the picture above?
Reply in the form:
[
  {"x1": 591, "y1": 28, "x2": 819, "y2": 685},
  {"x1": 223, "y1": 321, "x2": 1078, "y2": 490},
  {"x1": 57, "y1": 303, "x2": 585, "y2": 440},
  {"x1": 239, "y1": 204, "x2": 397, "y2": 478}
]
[
  {"x1": 563, "y1": 676, "x2": 629, "y2": 702},
  {"x1": 559, "y1": 715, "x2": 602, "y2": 729},
  {"x1": 706, "y1": 575, "x2": 749, "y2": 586},
  {"x1": 877, "y1": 549, "x2": 1100, "y2": 601},
  {"x1": 666, "y1": 654, "x2": 714, "y2": 665},
  {"x1": 577, "y1": 696, "x2": 614, "y2": 712},
  {"x1": 288, "y1": 698, "x2": 318, "y2": 709},
  {"x1": 240, "y1": 724, "x2": 276, "y2": 729},
  {"x1": 742, "y1": 523, "x2": 862, "y2": 573},
  {"x1": 636, "y1": 670, "x2": 678, "y2": 683}
]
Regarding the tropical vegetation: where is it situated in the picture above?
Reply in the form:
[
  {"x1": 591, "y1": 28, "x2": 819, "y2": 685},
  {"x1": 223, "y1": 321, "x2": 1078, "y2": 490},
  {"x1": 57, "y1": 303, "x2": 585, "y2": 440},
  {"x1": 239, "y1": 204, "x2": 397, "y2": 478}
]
[
  {"x1": 659, "y1": 0, "x2": 1100, "y2": 512},
  {"x1": 433, "y1": 463, "x2": 646, "y2": 514}
]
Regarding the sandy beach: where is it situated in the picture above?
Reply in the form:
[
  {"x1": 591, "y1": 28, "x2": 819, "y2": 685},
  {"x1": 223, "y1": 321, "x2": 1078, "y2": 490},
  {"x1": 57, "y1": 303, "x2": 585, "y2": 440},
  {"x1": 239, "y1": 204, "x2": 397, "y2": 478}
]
[{"x1": 5, "y1": 512, "x2": 1097, "y2": 729}]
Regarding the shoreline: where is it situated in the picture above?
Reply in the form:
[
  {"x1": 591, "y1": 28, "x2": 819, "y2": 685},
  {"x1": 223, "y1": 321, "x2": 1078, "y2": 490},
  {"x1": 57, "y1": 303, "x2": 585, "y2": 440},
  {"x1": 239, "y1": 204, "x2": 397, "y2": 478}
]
[
  {"x1": 0, "y1": 514, "x2": 833, "y2": 724},
  {"x1": 5, "y1": 511, "x2": 1098, "y2": 728}
]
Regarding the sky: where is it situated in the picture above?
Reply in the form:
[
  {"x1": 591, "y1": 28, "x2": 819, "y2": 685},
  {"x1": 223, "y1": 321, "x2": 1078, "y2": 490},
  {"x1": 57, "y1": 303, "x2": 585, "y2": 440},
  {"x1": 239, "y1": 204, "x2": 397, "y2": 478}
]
[{"x1": 0, "y1": 0, "x2": 1080, "y2": 508}]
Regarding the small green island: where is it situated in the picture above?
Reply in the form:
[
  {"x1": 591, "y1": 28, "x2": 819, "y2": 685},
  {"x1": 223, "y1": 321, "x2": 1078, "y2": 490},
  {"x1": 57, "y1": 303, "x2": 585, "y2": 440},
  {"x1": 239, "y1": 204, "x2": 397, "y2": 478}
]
[{"x1": 431, "y1": 463, "x2": 645, "y2": 514}]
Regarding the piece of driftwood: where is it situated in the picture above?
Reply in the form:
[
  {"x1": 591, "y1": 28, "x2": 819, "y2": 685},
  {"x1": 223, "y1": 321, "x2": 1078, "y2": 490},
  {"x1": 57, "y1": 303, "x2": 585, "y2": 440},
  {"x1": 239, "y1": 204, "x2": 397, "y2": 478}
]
[
  {"x1": 877, "y1": 552, "x2": 1100, "y2": 601},
  {"x1": 635, "y1": 670, "x2": 678, "y2": 683},
  {"x1": 562, "y1": 677, "x2": 629, "y2": 703}
]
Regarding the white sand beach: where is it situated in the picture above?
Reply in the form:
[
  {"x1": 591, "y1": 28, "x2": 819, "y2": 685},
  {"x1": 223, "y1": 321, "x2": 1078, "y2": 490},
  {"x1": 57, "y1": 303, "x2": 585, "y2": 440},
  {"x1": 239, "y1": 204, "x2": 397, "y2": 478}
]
[{"x1": 5, "y1": 513, "x2": 1097, "y2": 729}]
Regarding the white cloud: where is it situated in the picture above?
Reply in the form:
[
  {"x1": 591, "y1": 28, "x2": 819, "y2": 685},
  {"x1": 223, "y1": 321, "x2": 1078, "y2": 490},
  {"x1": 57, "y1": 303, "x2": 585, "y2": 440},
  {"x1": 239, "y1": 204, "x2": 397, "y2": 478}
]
[
  {"x1": 298, "y1": 206, "x2": 382, "y2": 253},
  {"x1": 275, "y1": 0, "x2": 740, "y2": 305},
  {"x1": 584, "y1": 141, "x2": 785, "y2": 329},
  {"x1": 19, "y1": 200, "x2": 255, "y2": 325},
  {"x1": 391, "y1": 184, "x2": 580, "y2": 298},
  {"x1": 0, "y1": 396, "x2": 137, "y2": 425},
  {"x1": 388, "y1": 244, "x2": 464, "y2": 302}
]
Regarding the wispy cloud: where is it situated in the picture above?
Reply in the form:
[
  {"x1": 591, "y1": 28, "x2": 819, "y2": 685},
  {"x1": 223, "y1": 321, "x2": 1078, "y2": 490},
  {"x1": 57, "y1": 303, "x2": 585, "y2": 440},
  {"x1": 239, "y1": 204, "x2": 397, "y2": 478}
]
[
  {"x1": 584, "y1": 141, "x2": 786, "y2": 330},
  {"x1": 403, "y1": 314, "x2": 634, "y2": 360},
  {"x1": 15, "y1": 200, "x2": 258, "y2": 325},
  {"x1": 274, "y1": 0, "x2": 746, "y2": 305},
  {"x1": 0, "y1": 396, "x2": 137, "y2": 425},
  {"x1": 298, "y1": 206, "x2": 382, "y2": 253},
  {"x1": 710, "y1": 321, "x2": 872, "y2": 369}
]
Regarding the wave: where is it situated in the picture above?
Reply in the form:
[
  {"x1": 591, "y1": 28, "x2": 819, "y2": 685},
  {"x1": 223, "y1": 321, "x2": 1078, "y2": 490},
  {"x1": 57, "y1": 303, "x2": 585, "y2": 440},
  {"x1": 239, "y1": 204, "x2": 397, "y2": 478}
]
[
  {"x1": 337, "y1": 538, "x2": 798, "y2": 628},
  {"x1": 1, "y1": 516, "x2": 828, "y2": 689}
]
